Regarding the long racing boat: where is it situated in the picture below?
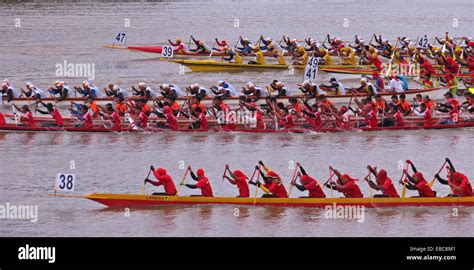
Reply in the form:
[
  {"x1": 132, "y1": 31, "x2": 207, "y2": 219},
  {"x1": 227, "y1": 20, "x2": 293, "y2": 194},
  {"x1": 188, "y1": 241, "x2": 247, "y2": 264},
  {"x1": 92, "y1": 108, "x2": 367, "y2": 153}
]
[{"x1": 51, "y1": 193, "x2": 474, "y2": 208}]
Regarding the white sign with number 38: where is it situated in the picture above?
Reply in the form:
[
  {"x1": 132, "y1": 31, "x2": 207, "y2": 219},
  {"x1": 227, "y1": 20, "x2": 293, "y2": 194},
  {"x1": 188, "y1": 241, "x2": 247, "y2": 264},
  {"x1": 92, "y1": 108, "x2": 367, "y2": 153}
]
[{"x1": 55, "y1": 173, "x2": 75, "y2": 192}]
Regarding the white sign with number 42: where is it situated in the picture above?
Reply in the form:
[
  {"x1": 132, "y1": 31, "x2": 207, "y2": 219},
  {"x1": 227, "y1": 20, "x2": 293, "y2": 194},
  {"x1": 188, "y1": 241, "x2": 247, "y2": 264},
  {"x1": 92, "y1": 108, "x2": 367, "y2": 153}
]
[{"x1": 55, "y1": 173, "x2": 75, "y2": 192}]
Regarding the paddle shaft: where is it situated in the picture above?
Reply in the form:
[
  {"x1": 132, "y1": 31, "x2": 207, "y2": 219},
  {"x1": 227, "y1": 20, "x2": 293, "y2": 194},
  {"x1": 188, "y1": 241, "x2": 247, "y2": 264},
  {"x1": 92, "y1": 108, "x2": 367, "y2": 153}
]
[{"x1": 141, "y1": 168, "x2": 153, "y2": 194}]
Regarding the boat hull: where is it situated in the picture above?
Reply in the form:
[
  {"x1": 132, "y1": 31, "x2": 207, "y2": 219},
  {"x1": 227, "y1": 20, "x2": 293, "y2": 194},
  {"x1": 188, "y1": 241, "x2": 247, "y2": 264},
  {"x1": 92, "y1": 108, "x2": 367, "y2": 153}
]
[{"x1": 81, "y1": 193, "x2": 474, "y2": 208}]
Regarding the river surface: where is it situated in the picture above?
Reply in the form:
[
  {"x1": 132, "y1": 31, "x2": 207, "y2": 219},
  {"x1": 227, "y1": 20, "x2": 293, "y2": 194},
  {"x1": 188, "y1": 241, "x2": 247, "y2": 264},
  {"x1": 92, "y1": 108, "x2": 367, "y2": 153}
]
[{"x1": 0, "y1": 0, "x2": 473, "y2": 237}]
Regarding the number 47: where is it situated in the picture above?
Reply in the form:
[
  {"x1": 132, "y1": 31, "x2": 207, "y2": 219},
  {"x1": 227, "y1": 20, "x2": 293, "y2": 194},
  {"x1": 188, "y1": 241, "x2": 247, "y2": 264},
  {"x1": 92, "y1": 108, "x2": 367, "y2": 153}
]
[{"x1": 116, "y1": 33, "x2": 126, "y2": 43}]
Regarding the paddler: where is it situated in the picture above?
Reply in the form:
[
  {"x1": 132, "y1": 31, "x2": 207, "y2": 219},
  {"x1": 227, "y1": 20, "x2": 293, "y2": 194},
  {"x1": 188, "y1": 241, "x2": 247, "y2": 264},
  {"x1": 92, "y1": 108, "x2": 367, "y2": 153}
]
[
  {"x1": 387, "y1": 75, "x2": 404, "y2": 93},
  {"x1": 413, "y1": 103, "x2": 433, "y2": 126},
  {"x1": 167, "y1": 38, "x2": 190, "y2": 53},
  {"x1": 267, "y1": 80, "x2": 292, "y2": 97},
  {"x1": 159, "y1": 83, "x2": 184, "y2": 101},
  {"x1": 398, "y1": 94, "x2": 412, "y2": 116},
  {"x1": 212, "y1": 96, "x2": 236, "y2": 130},
  {"x1": 187, "y1": 83, "x2": 213, "y2": 99},
  {"x1": 71, "y1": 104, "x2": 93, "y2": 129},
  {"x1": 182, "y1": 165, "x2": 214, "y2": 197},
  {"x1": 258, "y1": 36, "x2": 282, "y2": 55},
  {"x1": 437, "y1": 92, "x2": 460, "y2": 124},
  {"x1": 221, "y1": 46, "x2": 243, "y2": 64},
  {"x1": 366, "y1": 165, "x2": 399, "y2": 197},
  {"x1": 188, "y1": 106, "x2": 208, "y2": 131},
  {"x1": 276, "y1": 108, "x2": 294, "y2": 129},
  {"x1": 159, "y1": 105, "x2": 178, "y2": 131},
  {"x1": 1, "y1": 80, "x2": 21, "y2": 102},
  {"x1": 248, "y1": 46, "x2": 265, "y2": 65},
  {"x1": 241, "y1": 82, "x2": 267, "y2": 101},
  {"x1": 293, "y1": 162, "x2": 326, "y2": 198},
  {"x1": 145, "y1": 166, "x2": 177, "y2": 196},
  {"x1": 355, "y1": 96, "x2": 378, "y2": 128},
  {"x1": 236, "y1": 37, "x2": 253, "y2": 54},
  {"x1": 249, "y1": 161, "x2": 288, "y2": 198},
  {"x1": 435, "y1": 158, "x2": 472, "y2": 197},
  {"x1": 48, "y1": 81, "x2": 70, "y2": 102},
  {"x1": 367, "y1": 46, "x2": 383, "y2": 71},
  {"x1": 98, "y1": 103, "x2": 122, "y2": 132},
  {"x1": 223, "y1": 164, "x2": 250, "y2": 197},
  {"x1": 402, "y1": 160, "x2": 436, "y2": 197},
  {"x1": 372, "y1": 72, "x2": 385, "y2": 92},
  {"x1": 210, "y1": 80, "x2": 237, "y2": 98},
  {"x1": 11, "y1": 104, "x2": 36, "y2": 127},
  {"x1": 298, "y1": 80, "x2": 325, "y2": 98},
  {"x1": 75, "y1": 81, "x2": 103, "y2": 98},
  {"x1": 382, "y1": 104, "x2": 404, "y2": 127},
  {"x1": 104, "y1": 83, "x2": 129, "y2": 98},
  {"x1": 354, "y1": 78, "x2": 377, "y2": 96},
  {"x1": 36, "y1": 102, "x2": 64, "y2": 127},
  {"x1": 319, "y1": 78, "x2": 345, "y2": 95},
  {"x1": 21, "y1": 82, "x2": 46, "y2": 100},
  {"x1": 132, "y1": 82, "x2": 159, "y2": 101},
  {"x1": 326, "y1": 166, "x2": 363, "y2": 198},
  {"x1": 302, "y1": 101, "x2": 323, "y2": 130},
  {"x1": 189, "y1": 35, "x2": 211, "y2": 53},
  {"x1": 239, "y1": 99, "x2": 265, "y2": 130}
]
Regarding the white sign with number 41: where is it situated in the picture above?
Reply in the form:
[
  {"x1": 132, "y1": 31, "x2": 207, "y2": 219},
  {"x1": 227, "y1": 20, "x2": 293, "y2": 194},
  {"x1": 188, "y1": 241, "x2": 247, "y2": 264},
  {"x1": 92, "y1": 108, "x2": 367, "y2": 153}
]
[{"x1": 55, "y1": 173, "x2": 75, "y2": 192}]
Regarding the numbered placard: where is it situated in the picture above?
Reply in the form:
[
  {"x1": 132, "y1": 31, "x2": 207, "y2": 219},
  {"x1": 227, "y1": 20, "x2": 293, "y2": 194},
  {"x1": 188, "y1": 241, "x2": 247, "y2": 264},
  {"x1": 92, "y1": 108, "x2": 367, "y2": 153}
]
[
  {"x1": 161, "y1": 45, "x2": 174, "y2": 58},
  {"x1": 55, "y1": 173, "x2": 76, "y2": 192},
  {"x1": 304, "y1": 57, "x2": 319, "y2": 81},
  {"x1": 417, "y1": 35, "x2": 428, "y2": 49},
  {"x1": 115, "y1": 32, "x2": 127, "y2": 44}
]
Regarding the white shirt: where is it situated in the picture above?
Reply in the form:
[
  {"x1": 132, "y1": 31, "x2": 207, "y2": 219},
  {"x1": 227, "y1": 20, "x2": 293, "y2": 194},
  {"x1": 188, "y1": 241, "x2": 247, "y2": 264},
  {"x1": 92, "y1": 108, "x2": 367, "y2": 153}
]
[
  {"x1": 389, "y1": 79, "x2": 404, "y2": 92},
  {"x1": 170, "y1": 84, "x2": 184, "y2": 97}
]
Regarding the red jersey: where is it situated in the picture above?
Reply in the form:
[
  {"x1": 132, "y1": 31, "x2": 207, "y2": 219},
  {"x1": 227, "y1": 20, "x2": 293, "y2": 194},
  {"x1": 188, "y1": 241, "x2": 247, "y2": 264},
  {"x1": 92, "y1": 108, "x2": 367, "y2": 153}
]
[
  {"x1": 379, "y1": 178, "x2": 399, "y2": 198},
  {"x1": 415, "y1": 179, "x2": 436, "y2": 197},
  {"x1": 451, "y1": 173, "x2": 473, "y2": 197},
  {"x1": 366, "y1": 109, "x2": 378, "y2": 128},
  {"x1": 111, "y1": 111, "x2": 121, "y2": 132},
  {"x1": 24, "y1": 111, "x2": 37, "y2": 127},
  {"x1": 301, "y1": 175, "x2": 326, "y2": 198},
  {"x1": 337, "y1": 180, "x2": 363, "y2": 198},
  {"x1": 394, "y1": 111, "x2": 404, "y2": 127},
  {"x1": 152, "y1": 171, "x2": 177, "y2": 195},
  {"x1": 196, "y1": 177, "x2": 213, "y2": 197},
  {"x1": 267, "y1": 181, "x2": 288, "y2": 198},
  {"x1": 255, "y1": 109, "x2": 265, "y2": 130},
  {"x1": 234, "y1": 174, "x2": 250, "y2": 197},
  {"x1": 83, "y1": 112, "x2": 93, "y2": 129},
  {"x1": 165, "y1": 111, "x2": 178, "y2": 131},
  {"x1": 279, "y1": 115, "x2": 294, "y2": 129},
  {"x1": 52, "y1": 108, "x2": 64, "y2": 126},
  {"x1": 199, "y1": 112, "x2": 208, "y2": 131},
  {"x1": 0, "y1": 112, "x2": 5, "y2": 125},
  {"x1": 138, "y1": 112, "x2": 148, "y2": 128},
  {"x1": 423, "y1": 109, "x2": 433, "y2": 126}
]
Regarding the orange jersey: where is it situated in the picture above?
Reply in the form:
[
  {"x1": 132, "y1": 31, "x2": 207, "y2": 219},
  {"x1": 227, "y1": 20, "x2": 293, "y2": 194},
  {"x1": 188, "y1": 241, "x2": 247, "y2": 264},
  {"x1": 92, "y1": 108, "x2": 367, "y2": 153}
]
[{"x1": 115, "y1": 103, "x2": 127, "y2": 114}]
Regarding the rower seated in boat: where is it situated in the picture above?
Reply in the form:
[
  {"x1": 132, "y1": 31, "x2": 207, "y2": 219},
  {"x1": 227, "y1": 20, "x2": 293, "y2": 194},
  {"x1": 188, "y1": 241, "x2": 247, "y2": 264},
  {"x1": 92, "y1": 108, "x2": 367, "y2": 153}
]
[
  {"x1": 248, "y1": 46, "x2": 265, "y2": 65},
  {"x1": 330, "y1": 106, "x2": 351, "y2": 129},
  {"x1": 242, "y1": 81, "x2": 267, "y2": 102},
  {"x1": 236, "y1": 37, "x2": 253, "y2": 54},
  {"x1": 98, "y1": 103, "x2": 122, "y2": 132},
  {"x1": 70, "y1": 104, "x2": 93, "y2": 129},
  {"x1": 437, "y1": 92, "x2": 460, "y2": 124},
  {"x1": 75, "y1": 81, "x2": 104, "y2": 99},
  {"x1": 366, "y1": 165, "x2": 399, "y2": 198},
  {"x1": 48, "y1": 81, "x2": 70, "y2": 102},
  {"x1": 293, "y1": 162, "x2": 326, "y2": 198},
  {"x1": 435, "y1": 158, "x2": 473, "y2": 197},
  {"x1": 249, "y1": 161, "x2": 288, "y2": 198},
  {"x1": 221, "y1": 46, "x2": 242, "y2": 65},
  {"x1": 276, "y1": 108, "x2": 294, "y2": 129},
  {"x1": 145, "y1": 166, "x2": 177, "y2": 196},
  {"x1": 21, "y1": 82, "x2": 46, "y2": 100},
  {"x1": 187, "y1": 106, "x2": 208, "y2": 131},
  {"x1": 11, "y1": 104, "x2": 36, "y2": 127},
  {"x1": 298, "y1": 80, "x2": 325, "y2": 98},
  {"x1": 104, "y1": 83, "x2": 129, "y2": 98},
  {"x1": 287, "y1": 97, "x2": 302, "y2": 118},
  {"x1": 155, "y1": 105, "x2": 178, "y2": 131},
  {"x1": 319, "y1": 78, "x2": 346, "y2": 95},
  {"x1": 267, "y1": 80, "x2": 291, "y2": 97},
  {"x1": 326, "y1": 166, "x2": 363, "y2": 198},
  {"x1": 239, "y1": 98, "x2": 265, "y2": 130},
  {"x1": 354, "y1": 96, "x2": 378, "y2": 128},
  {"x1": 132, "y1": 82, "x2": 159, "y2": 102},
  {"x1": 36, "y1": 102, "x2": 64, "y2": 127},
  {"x1": 189, "y1": 35, "x2": 211, "y2": 54},
  {"x1": 302, "y1": 99, "x2": 323, "y2": 130},
  {"x1": 223, "y1": 164, "x2": 250, "y2": 198},
  {"x1": 159, "y1": 84, "x2": 183, "y2": 101},
  {"x1": 371, "y1": 72, "x2": 385, "y2": 92},
  {"x1": 167, "y1": 38, "x2": 191, "y2": 54},
  {"x1": 461, "y1": 92, "x2": 474, "y2": 113},
  {"x1": 187, "y1": 83, "x2": 213, "y2": 99},
  {"x1": 381, "y1": 104, "x2": 404, "y2": 127},
  {"x1": 210, "y1": 80, "x2": 237, "y2": 98},
  {"x1": 1, "y1": 80, "x2": 21, "y2": 103},
  {"x1": 292, "y1": 45, "x2": 308, "y2": 66},
  {"x1": 212, "y1": 96, "x2": 236, "y2": 130},
  {"x1": 0, "y1": 111, "x2": 5, "y2": 126},
  {"x1": 182, "y1": 166, "x2": 213, "y2": 197},
  {"x1": 413, "y1": 103, "x2": 433, "y2": 127},
  {"x1": 401, "y1": 160, "x2": 436, "y2": 197},
  {"x1": 258, "y1": 36, "x2": 282, "y2": 56},
  {"x1": 352, "y1": 78, "x2": 377, "y2": 96}
]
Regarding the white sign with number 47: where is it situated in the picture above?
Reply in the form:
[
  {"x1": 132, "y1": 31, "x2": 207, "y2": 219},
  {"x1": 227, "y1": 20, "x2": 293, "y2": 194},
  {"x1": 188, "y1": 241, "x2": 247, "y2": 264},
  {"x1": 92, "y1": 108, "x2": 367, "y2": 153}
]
[{"x1": 55, "y1": 173, "x2": 75, "y2": 192}]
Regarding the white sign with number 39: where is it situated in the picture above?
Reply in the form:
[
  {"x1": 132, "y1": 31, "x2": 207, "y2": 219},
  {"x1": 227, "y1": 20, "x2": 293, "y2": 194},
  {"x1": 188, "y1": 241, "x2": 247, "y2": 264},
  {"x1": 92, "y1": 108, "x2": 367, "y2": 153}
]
[
  {"x1": 55, "y1": 173, "x2": 75, "y2": 192},
  {"x1": 162, "y1": 45, "x2": 174, "y2": 58}
]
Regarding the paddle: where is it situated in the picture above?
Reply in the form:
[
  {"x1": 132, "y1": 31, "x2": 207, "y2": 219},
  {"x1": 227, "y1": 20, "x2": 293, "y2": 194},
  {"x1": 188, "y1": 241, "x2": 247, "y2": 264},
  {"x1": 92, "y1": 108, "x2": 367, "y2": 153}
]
[
  {"x1": 428, "y1": 160, "x2": 448, "y2": 187},
  {"x1": 399, "y1": 162, "x2": 408, "y2": 198},
  {"x1": 175, "y1": 167, "x2": 190, "y2": 197},
  {"x1": 287, "y1": 162, "x2": 299, "y2": 197},
  {"x1": 363, "y1": 171, "x2": 373, "y2": 198},
  {"x1": 253, "y1": 164, "x2": 261, "y2": 205},
  {"x1": 141, "y1": 166, "x2": 153, "y2": 194}
]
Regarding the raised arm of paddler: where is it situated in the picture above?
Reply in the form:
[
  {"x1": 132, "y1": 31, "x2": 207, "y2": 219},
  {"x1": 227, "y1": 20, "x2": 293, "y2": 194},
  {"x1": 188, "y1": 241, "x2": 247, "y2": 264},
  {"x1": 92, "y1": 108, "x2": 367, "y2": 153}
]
[
  {"x1": 406, "y1": 160, "x2": 418, "y2": 173},
  {"x1": 258, "y1": 160, "x2": 272, "y2": 173}
]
